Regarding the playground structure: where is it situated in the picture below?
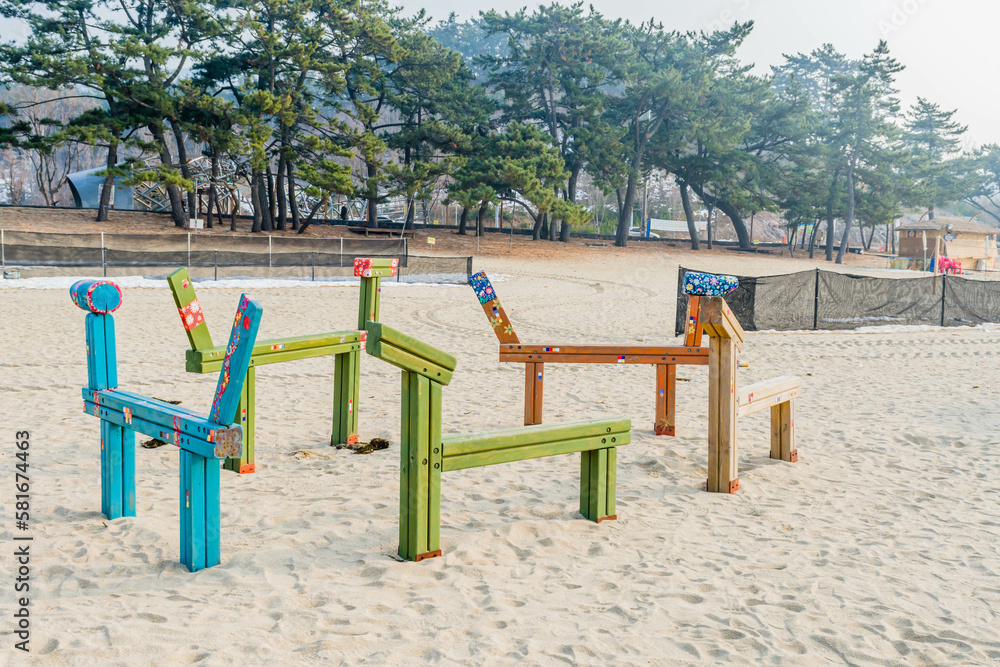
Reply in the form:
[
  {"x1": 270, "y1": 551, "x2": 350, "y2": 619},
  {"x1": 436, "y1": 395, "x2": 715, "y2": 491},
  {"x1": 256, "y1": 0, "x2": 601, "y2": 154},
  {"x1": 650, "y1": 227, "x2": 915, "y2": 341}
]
[
  {"x1": 699, "y1": 295, "x2": 800, "y2": 493},
  {"x1": 72, "y1": 279, "x2": 261, "y2": 571},
  {"x1": 364, "y1": 321, "x2": 632, "y2": 562},
  {"x1": 468, "y1": 271, "x2": 710, "y2": 435},
  {"x1": 167, "y1": 257, "x2": 398, "y2": 473}
]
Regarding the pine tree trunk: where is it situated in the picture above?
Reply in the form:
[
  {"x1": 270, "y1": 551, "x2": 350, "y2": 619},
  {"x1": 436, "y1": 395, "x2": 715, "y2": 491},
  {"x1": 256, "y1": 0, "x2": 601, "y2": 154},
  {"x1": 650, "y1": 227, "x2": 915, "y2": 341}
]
[
  {"x1": 547, "y1": 213, "x2": 557, "y2": 241},
  {"x1": 96, "y1": 139, "x2": 117, "y2": 222},
  {"x1": 206, "y1": 153, "x2": 219, "y2": 229},
  {"x1": 458, "y1": 207, "x2": 469, "y2": 235},
  {"x1": 276, "y1": 153, "x2": 287, "y2": 230},
  {"x1": 808, "y1": 219, "x2": 821, "y2": 258},
  {"x1": 679, "y1": 180, "x2": 700, "y2": 250},
  {"x1": 559, "y1": 220, "x2": 570, "y2": 242},
  {"x1": 367, "y1": 163, "x2": 378, "y2": 227},
  {"x1": 251, "y1": 172, "x2": 263, "y2": 233},
  {"x1": 170, "y1": 121, "x2": 197, "y2": 222},
  {"x1": 150, "y1": 124, "x2": 187, "y2": 228},
  {"x1": 477, "y1": 203, "x2": 487, "y2": 236},
  {"x1": 286, "y1": 160, "x2": 301, "y2": 231}
]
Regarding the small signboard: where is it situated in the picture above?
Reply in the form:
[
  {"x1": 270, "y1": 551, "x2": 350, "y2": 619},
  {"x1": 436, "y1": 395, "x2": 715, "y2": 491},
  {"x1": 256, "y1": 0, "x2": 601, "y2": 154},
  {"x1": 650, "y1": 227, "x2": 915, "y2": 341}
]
[{"x1": 427, "y1": 237, "x2": 436, "y2": 245}]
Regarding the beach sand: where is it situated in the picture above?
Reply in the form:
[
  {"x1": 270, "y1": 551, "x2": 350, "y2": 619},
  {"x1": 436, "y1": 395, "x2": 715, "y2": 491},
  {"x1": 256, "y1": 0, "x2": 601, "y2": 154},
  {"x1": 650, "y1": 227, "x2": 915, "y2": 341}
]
[{"x1": 1, "y1": 250, "x2": 999, "y2": 664}]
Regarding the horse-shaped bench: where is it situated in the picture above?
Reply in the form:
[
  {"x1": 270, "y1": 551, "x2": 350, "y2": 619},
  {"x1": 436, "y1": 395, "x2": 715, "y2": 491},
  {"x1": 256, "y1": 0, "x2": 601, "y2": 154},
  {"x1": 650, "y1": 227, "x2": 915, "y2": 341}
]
[
  {"x1": 72, "y1": 279, "x2": 262, "y2": 571},
  {"x1": 364, "y1": 321, "x2": 632, "y2": 562}
]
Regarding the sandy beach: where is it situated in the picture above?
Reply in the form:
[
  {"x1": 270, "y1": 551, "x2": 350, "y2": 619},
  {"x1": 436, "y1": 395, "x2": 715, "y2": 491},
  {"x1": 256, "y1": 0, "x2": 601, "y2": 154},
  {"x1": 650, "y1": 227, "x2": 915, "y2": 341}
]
[{"x1": 2, "y1": 249, "x2": 999, "y2": 664}]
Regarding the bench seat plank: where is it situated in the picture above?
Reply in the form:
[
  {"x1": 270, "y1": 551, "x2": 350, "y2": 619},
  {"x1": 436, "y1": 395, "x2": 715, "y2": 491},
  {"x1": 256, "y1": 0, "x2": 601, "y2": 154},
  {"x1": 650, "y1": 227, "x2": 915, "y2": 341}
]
[
  {"x1": 442, "y1": 418, "x2": 631, "y2": 457},
  {"x1": 737, "y1": 376, "x2": 801, "y2": 417}
]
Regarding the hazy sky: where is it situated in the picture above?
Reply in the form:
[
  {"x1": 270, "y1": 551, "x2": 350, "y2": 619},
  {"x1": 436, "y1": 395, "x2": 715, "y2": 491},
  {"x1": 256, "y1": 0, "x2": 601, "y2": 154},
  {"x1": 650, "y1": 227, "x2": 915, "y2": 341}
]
[
  {"x1": 3, "y1": 1, "x2": 996, "y2": 145},
  {"x1": 408, "y1": 0, "x2": 1000, "y2": 147}
]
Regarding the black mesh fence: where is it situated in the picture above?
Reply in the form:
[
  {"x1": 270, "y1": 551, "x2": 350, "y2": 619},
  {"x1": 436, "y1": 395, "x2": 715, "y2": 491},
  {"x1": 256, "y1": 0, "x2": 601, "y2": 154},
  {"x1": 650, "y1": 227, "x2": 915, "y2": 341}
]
[
  {"x1": 675, "y1": 266, "x2": 1000, "y2": 333},
  {"x1": 0, "y1": 231, "x2": 471, "y2": 283}
]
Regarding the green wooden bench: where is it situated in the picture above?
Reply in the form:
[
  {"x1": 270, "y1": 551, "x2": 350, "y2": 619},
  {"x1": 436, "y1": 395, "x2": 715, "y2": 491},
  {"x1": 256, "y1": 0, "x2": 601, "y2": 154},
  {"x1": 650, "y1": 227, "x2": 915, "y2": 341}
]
[
  {"x1": 364, "y1": 322, "x2": 632, "y2": 562},
  {"x1": 167, "y1": 257, "x2": 397, "y2": 473}
]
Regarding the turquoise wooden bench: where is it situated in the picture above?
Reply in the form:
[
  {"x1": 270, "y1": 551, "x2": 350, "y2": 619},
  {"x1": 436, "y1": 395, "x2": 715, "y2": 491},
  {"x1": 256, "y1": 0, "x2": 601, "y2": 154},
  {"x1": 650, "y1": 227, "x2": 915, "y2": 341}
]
[
  {"x1": 364, "y1": 322, "x2": 632, "y2": 562},
  {"x1": 72, "y1": 279, "x2": 262, "y2": 571}
]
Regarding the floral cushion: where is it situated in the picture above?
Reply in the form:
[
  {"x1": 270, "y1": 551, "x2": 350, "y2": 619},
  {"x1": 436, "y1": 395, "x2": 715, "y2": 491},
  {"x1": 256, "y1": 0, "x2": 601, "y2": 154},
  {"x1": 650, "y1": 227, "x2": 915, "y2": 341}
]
[{"x1": 683, "y1": 271, "x2": 738, "y2": 296}]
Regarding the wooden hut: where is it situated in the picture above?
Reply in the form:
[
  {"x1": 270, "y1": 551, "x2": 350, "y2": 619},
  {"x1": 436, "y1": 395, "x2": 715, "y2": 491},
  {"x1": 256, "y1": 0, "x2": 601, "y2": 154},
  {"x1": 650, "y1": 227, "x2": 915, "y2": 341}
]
[{"x1": 896, "y1": 217, "x2": 998, "y2": 270}]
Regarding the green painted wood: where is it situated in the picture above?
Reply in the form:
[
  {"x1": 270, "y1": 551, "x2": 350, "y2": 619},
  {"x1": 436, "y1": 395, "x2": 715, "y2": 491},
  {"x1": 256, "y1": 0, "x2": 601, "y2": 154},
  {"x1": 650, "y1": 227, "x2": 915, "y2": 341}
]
[
  {"x1": 579, "y1": 450, "x2": 591, "y2": 519},
  {"x1": 167, "y1": 267, "x2": 214, "y2": 351},
  {"x1": 369, "y1": 340, "x2": 455, "y2": 386},
  {"x1": 606, "y1": 447, "x2": 617, "y2": 518},
  {"x1": 358, "y1": 277, "x2": 380, "y2": 329},
  {"x1": 331, "y1": 350, "x2": 360, "y2": 445},
  {"x1": 188, "y1": 335, "x2": 362, "y2": 374},
  {"x1": 428, "y1": 381, "x2": 443, "y2": 555},
  {"x1": 366, "y1": 322, "x2": 457, "y2": 372},
  {"x1": 443, "y1": 418, "x2": 631, "y2": 457},
  {"x1": 361, "y1": 257, "x2": 398, "y2": 268},
  {"x1": 407, "y1": 373, "x2": 430, "y2": 558},
  {"x1": 398, "y1": 371, "x2": 411, "y2": 559},
  {"x1": 442, "y1": 432, "x2": 631, "y2": 472}
]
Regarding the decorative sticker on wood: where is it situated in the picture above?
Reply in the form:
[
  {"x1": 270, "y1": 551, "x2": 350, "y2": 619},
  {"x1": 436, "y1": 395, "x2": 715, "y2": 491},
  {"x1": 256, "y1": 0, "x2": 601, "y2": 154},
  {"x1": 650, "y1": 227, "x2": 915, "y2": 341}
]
[
  {"x1": 468, "y1": 272, "x2": 497, "y2": 305},
  {"x1": 178, "y1": 299, "x2": 206, "y2": 331}
]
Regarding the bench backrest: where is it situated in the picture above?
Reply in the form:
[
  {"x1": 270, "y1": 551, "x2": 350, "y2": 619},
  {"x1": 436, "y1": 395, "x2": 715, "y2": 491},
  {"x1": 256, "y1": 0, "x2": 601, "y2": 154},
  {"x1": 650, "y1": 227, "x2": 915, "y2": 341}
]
[
  {"x1": 468, "y1": 272, "x2": 521, "y2": 344},
  {"x1": 209, "y1": 294, "x2": 264, "y2": 425},
  {"x1": 167, "y1": 268, "x2": 214, "y2": 352}
]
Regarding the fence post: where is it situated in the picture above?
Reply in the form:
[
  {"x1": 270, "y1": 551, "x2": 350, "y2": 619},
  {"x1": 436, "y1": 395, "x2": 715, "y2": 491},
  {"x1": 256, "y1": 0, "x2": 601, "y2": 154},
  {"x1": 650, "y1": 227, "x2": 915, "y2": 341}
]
[
  {"x1": 940, "y1": 273, "x2": 947, "y2": 327},
  {"x1": 214, "y1": 249, "x2": 218, "y2": 281},
  {"x1": 188, "y1": 232, "x2": 191, "y2": 267},
  {"x1": 312, "y1": 251, "x2": 315, "y2": 281},
  {"x1": 101, "y1": 232, "x2": 106, "y2": 277},
  {"x1": 1, "y1": 229, "x2": 4, "y2": 267},
  {"x1": 813, "y1": 268, "x2": 819, "y2": 330},
  {"x1": 340, "y1": 237, "x2": 344, "y2": 268},
  {"x1": 268, "y1": 235, "x2": 272, "y2": 268}
]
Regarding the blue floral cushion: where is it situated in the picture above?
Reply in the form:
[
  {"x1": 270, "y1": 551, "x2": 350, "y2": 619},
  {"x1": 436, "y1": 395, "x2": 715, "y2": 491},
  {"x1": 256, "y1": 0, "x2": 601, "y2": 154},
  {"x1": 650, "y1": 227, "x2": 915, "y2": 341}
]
[
  {"x1": 469, "y1": 271, "x2": 498, "y2": 304},
  {"x1": 683, "y1": 271, "x2": 738, "y2": 296}
]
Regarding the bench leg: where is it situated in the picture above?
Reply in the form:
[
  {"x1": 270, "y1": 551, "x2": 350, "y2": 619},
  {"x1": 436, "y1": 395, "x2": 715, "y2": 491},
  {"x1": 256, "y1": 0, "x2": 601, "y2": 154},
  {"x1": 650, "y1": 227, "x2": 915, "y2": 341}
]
[
  {"x1": 225, "y1": 365, "x2": 256, "y2": 474},
  {"x1": 332, "y1": 350, "x2": 361, "y2": 446},
  {"x1": 654, "y1": 364, "x2": 676, "y2": 435},
  {"x1": 580, "y1": 447, "x2": 617, "y2": 522},
  {"x1": 707, "y1": 337, "x2": 739, "y2": 493},
  {"x1": 399, "y1": 372, "x2": 443, "y2": 562},
  {"x1": 770, "y1": 400, "x2": 797, "y2": 463},
  {"x1": 180, "y1": 450, "x2": 221, "y2": 571},
  {"x1": 524, "y1": 362, "x2": 544, "y2": 426},
  {"x1": 100, "y1": 421, "x2": 136, "y2": 519},
  {"x1": 358, "y1": 276, "x2": 381, "y2": 329}
]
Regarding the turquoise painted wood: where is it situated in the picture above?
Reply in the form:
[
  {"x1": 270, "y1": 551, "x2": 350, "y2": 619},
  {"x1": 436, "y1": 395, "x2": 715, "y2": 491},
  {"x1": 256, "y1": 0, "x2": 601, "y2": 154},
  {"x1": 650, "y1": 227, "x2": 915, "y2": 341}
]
[
  {"x1": 74, "y1": 282, "x2": 263, "y2": 572},
  {"x1": 210, "y1": 295, "x2": 263, "y2": 426},
  {"x1": 84, "y1": 400, "x2": 237, "y2": 461}
]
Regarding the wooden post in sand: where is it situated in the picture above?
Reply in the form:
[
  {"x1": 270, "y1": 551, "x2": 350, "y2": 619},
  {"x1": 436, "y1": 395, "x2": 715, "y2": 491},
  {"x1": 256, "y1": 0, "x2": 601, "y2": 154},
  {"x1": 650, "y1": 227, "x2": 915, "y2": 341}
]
[{"x1": 700, "y1": 297, "x2": 744, "y2": 494}]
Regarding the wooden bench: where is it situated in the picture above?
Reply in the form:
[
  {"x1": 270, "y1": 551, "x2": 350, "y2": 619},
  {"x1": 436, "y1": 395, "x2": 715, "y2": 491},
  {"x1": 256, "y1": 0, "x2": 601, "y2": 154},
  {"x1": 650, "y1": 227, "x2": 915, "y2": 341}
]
[
  {"x1": 72, "y1": 279, "x2": 261, "y2": 571},
  {"x1": 347, "y1": 226, "x2": 414, "y2": 239},
  {"x1": 469, "y1": 271, "x2": 708, "y2": 436},
  {"x1": 166, "y1": 257, "x2": 397, "y2": 473},
  {"x1": 738, "y1": 376, "x2": 800, "y2": 463},
  {"x1": 364, "y1": 321, "x2": 632, "y2": 562},
  {"x1": 701, "y1": 296, "x2": 801, "y2": 493}
]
